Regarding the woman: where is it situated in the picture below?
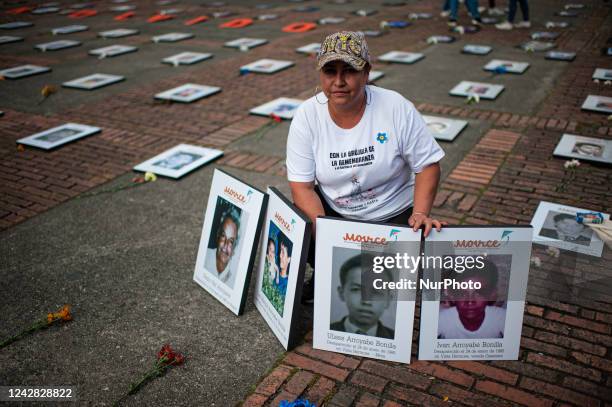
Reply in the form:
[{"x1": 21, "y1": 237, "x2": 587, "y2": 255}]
[{"x1": 286, "y1": 31, "x2": 446, "y2": 301}]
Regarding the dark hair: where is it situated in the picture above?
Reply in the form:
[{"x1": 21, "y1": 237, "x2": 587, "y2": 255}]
[
  {"x1": 451, "y1": 258, "x2": 499, "y2": 294},
  {"x1": 553, "y1": 213, "x2": 576, "y2": 223},
  {"x1": 277, "y1": 233, "x2": 292, "y2": 258},
  {"x1": 339, "y1": 254, "x2": 393, "y2": 287}
]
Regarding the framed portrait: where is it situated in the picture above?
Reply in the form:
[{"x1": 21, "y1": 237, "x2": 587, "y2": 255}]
[
  {"x1": 224, "y1": 38, "x2": 268, "y2": 50},
  {"x1": 253, "y1": 187, "x2": 311, "y2": 350},
  {"x1": 62, "y1": 73, "x2": 125, "y2": 90},
  {"x1": 312, "y1": 217, "x2": 421, "y2": 364},
  {"x1": 240, "y1": 59, "x2": 295, "y2": 74},
  {"x1": 427, "y1": 35, "x2": 455, "y2": 44},
  {"x1": 258, "y1": 14, "x2": 279, "y2": 20},
  {"x1": 98, "y1": 28, "x2": 139, "y2": 38},
  {"x1": 0, "y1": 65, "x2": 50, "y2": 80},
  {"x1": 0, "y1": 21, "x2": 33, "y2": 30},
  {"x1": 545, "y1": 21, "x2": 570, "y2": 28},
  {"x1": 363, "y1": 30, "x2": 385, "y2": 37},
  {"x1": 423, "y1": 115, "x2": 468, "y2": 142},
  {"x1": 295, "y1": 42, "x2": 320, "y2": 54},
  {"x1": 152, "y1": 32, "x2": 194, "y2": 43},
  {"x1": 17, "y1": 123, "x2": 101, "y2": 150},
  {"x1": 592, "y1": 68, "x2": 612, "y2": 81},
  {"x1": 51, "y1": 24, "x2": 88, "y2": 35},
  {"x1": 581, "y1": 95, "x2": 612, "y2": 114},
  {"x1": 519, "y1": 41, "x2": 555, "y2": 52},
  {"x1": 318, "y1": 17, "x2": 345, "y2": 24},
  {"x1": 545, "y1": 51, "x2": 576, "y2": 61},
  {"x1": 110, "y1": 5, "x2": 136, "y2": 11},
  {"x1": 162, "y1": 52, "x2": 213, "y2": 66},
  {"x1": 553, "y1": 134, "x2": 612, "y2": 165},
  {"x1": 193, "y1": 168, "x2": 268, "y2": 315},
  {"x1": 368, "y1": 70, "x2": 384, "y2": 82},
  {"x1": 409, "y1": 12, "x2": 433, "y2": 19},
  {"x1": 250, "y1": 97, "x2": 303, "y2": 120},
  {"x1": 462, "y1": 44, "x2": 492, "y2": 55},
  {"x1": 354, "y1": 9, "x2": 377, "y2": 16},
  {"x1": 556, "y1": 10, "x2": 578, "y2": 17},
  {"x1": 483, "y1": 59, "x2": 530, "y2": 74},
  {"x1": 531, "y1": 32, "x2": 559, "y2": 40},
  {"x1": 88, "y1": 45, "x2": 137, "y2": 58},
  {"x1": 418, "y1": 226, "x2": 532, "y2": 361},
  {"x1": 378, "y1": 51, "x2": 424, "y2": 64},
  {"x1": 35, "y1": 40, "x2": 81, "y2": 52},
  {"x1": 531, "y1": 201, "x2": 609, "y2": 257},
  {"x1": 32, "y1": 6, "x2": 59, "y2": 14},
  {"x1": 133, "y1": 143, "x2": 223, "y2": 178},
  {"x1": 0, "y1": 36, "x2": 24, "y2": 46},
  {"x1": 155, "y1": 84, "x2": 221, "y2": 103},
  {"x1": 449, "y1": 81, "x2": 504, "y2": 100}
]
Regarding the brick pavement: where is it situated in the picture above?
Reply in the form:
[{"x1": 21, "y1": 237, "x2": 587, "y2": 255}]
[{"x1": 1, "y1": 0, "x2": 611, "y2": 406}]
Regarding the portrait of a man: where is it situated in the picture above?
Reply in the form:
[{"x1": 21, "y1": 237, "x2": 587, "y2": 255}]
[
  {"x1": 204, "y1": 197, "x2": 243, "y2": 289},
  {"x1": 539, "y1": 212, "x2": 593, "y2": 246}
]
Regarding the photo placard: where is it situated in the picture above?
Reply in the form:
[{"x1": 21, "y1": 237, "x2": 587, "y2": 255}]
[
  {"x1": 51, "y1": 24, "x2": 87, "y2": 35},
  {"x1": 98, "y1": 28, "x2": 139, "y2": 38},
  {"x1": 295, "y1": 42, "x2": 320, "y2": 54},
  {"x1": 531, "y1": 32, "x2": 559, "y2": 40},
  {"x1": 17, "y1": 123, "x2": 101, "y2": 150},
  {"x1": 418, "y1": 226, "x2": 532, "y2": 361},
  {"x1": 154, "y1": 84, "x2": 221, "y2": 103},
  {"x1": 152, "y1": 32, "x2": 194, "y2": 43},
  {"x1": 483, "y1": 59, "x2": 530, "y2": 74},
  {"x1": 423, "y1": 115, "x2": 468, "y2": 141},
  {"x1": 240, "y1": 59, "x2": 294, "y2": 74},
  {"x1": 378, "y1": 51, "x2": 424, "y2": 64},
  {"x1": 318, "y1": 17, "x2": 345, "y2": 24},
  {"x1": 354, "y1": 9, "x2": 377, "y2": 16},
  {"x1": 462, "y1": 44, "x2": 492, "y2": 55},
  {"x1": 254, "y1": 187, "x2": 311, "y2": 350},
  {"x1": 519, "y1": 41, "x2": 555, "y2": 52},
  {"x1": 531, "y1": 201, "x2": 609, "y2": 257},
  {"x1": 545, "y1": 51, "x2": 576, "y2": 61},
  {"x1": 553, "y1": 134, "x2": 612, "y2": 165},
  {"x1": 35, "y1": 39, "x2": 81, "y2": 52},
  {"x1": 88, "y1": 44, "x2": 137, "y2": 58},
  {"x1": 427, "y1": 35, "x2": 455, "y2": 44},
  {"x1": 134, "y1": 143, "x2": 223, "y2": 178},
  {"x1": 581, "y1": 95, "x2": 612, "y2": 114},
  {"x1": 0, "y1": 64, "x2": 51, "y2": 79},
  {"x1": 312, "y1": 217, "x2": 421, "y2": 363},
  {"x1": 0, "y1": 21, "x2": 33, "y2": 30},
  {"x1": 449, "y1": 81, "x2": 504, "y2": 100},
  {"x1": 250, "y1": 97, "x2": 303, "y2": 119},
  {"x1": 0, "y1": 36, "x2": 24, "y2": 45},
  {"x1": 162, "y1": 52, "x2": 212, "y2": 66},
  {"x1": 62, "y1": 73, "x2": 125, "y2": 90},
  {"x1": 592, "y1": 68, "x2": 612, "y2": 81},
  {"x1": 224, "y1": 37, "x2": 268, "y2": 50},
  {"x1": 193, "y1": 169, "x2": 268, "y2": 315}
]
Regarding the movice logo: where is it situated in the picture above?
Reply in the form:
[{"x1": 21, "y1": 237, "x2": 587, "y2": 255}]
[
  {"x1": 274, "y1": 212, "x2": 294, "y2": 233},
  {"x1": 389, "y1": 229, "x2": 401, "y2": 241},
  {"x1": 343, "y1": 232, "x2": 387, "y2": 245},
  {"x1": 501, "y1": 230, "x2": 513, "y2": 245},
  {"x1": 223, "y1": 186, "x2": 252, "y2": 204}
]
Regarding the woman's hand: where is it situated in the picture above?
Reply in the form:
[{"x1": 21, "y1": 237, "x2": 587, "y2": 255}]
[{"x1": 409, "y1": 212, "x2": 447, "y2": 237}]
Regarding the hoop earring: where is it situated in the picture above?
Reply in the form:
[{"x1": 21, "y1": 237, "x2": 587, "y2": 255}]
[{"x1": 314, "y1": 85, "x2": 327, "y2": 104}]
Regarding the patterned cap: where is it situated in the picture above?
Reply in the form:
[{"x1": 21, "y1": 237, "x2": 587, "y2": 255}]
[{"x1": 317, "y1": 31, "x2": 371, "y2": 71}]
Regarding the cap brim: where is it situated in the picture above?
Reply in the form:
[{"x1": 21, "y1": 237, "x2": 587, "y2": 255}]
[{"x1": 317, "y1": 54, "x2": 367, "y2": 71}]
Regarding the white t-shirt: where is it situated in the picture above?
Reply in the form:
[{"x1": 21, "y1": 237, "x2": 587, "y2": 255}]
[
  {"x1": 437, "y1": 305, "x2": 506, "y2": 340},
  {"x1": 286, "y1": 86, "x2": 444, "y2": 221}
]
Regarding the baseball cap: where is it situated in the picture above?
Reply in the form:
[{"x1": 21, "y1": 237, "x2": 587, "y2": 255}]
[{"x1": 317, "y1": 31, "x2": 371, "y2": 71}]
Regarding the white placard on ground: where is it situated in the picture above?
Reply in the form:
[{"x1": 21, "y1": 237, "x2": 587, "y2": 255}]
[
  {"x1": 134, "y1": 143, "x2": 223, "y2": 178},
  {"x1": 249, "y1": 97, "x2": 303, "y2": 119},
  {"x1": 423, "y1": 115, "x2": 468, "y2": 141},
  {"x1": 154, "y1": 84, "x2": 221, "y2": 103},
  {"x1": 449, "y1": 81, "x2": 504, "y2": 100},
  {"x1": 17, "y1": 123, "x2": 101, "y2": 150}
]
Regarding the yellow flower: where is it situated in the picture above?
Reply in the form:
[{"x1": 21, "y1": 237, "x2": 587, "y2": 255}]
[{"x1": 144, "y1": 172, "x2": 157, "y2": 182}]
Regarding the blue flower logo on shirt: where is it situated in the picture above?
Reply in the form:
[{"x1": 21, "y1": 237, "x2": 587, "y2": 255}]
[{"x1": 376, "y1": 132, "x2": 388, "y2": 144}]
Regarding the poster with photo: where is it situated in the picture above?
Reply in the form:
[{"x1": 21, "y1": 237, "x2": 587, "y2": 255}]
[
  {"x1": 531, "y1": 32, "x2": 559, "y2": 40},
  {"x1": 0, "y1": 21, "x2": 33, "y2": 30},
  {"x1": 17, "y1": 123, "x2": 101, "y2": 150},
  {"x1": 519, "y1": 41, "x2": 555, "y2": 52},
  {"x1": 462, "y1": 44, "x2": 492, "y2": 55},
  {"x1": 162, "y1": 52, "x2": 213, "y2": 66},
  {"x1": 250, "y1": 97, "x2": 303, "y2": 119},
  {"x1": 0, "y1": 65, "x2": 50, "y2": 79},
  {"x1": 312, "y1": 217, "x2": 421, "y2": 363},
  {"x1": 88, "y1": 45, "x2": 137, "y2": 58},
  {"x1": 423, "y1": 115, "x2": 468, "y2": 141},
  {"x1": 35, "y1": 40, "x2": 81, "y2": 52},
  {"x1": 295, "y1": 42, "x2": 320, "y2": 54},
  {"x1": 98, "y1": 28, "x2": 139, "y2": 38},
  {"x1": 133, "y1": 144, "x2": 223, "y2": 178},
  {"x1": 581, "y1": 95, "x2": 612, "y2": 114},
  {"x1": 531, "y1": 201, "x2": 609, "y2": 257},
  {"x1": 427, "y1": 35, "x2": 455, "y2": 43},
  {"x1": 152, "y1": 32, "x2": 194, "y2": 43},
  {"x1": 545, "y1": 51, "x2": 576, "y2": 61},
  {"x1": 553, "y1": 134, "x2": 612, "y2": 165},
  {"x1": 449, "y1": 81, "x2": 504, "y2": 100},
  {"x1": 154, "y1": 84, "x2": 221, "y2": 103},
  {"x1": 377, "y1": 51, "x2": 424, "y2": 64},
  {"x1": 254, "y1": 187, "x2": 311, "y2": 350},
  {"x1": 0, "y1": 36, "x2": 23, "y2": 45},
  {"x1": 592, "y1": 68, "x2": 612, "y2": 81},
  {"x1": 52, "y1": 24, "x2": 87, "y2": 35},
  {"x1": 240, "y1": 59, "x2": 294, "y2": 74},
  {"x1": 62, "y1": 73, "x2": 125, "y2": 90},
  {"x1": 193, "y1": 169, "x2": 267, "y2": 315},
  {"x1": 483, "y1": 59, "x2": 530, "y2": 74},
  {"x1": 224, "y1": 38, "x2": 268, "y2": 50},
  {"x1": 418, "y1": 226, "x2": 532, "y2": 361}
]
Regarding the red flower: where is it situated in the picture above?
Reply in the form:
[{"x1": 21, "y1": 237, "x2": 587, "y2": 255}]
[{"x1": 270, "y1": 113, "x2": 282, "y2": 123}]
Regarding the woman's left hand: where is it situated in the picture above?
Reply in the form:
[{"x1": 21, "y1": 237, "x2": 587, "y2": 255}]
[{"x1": 409, "y1": 213, "x2": 447, "y2": 237}]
